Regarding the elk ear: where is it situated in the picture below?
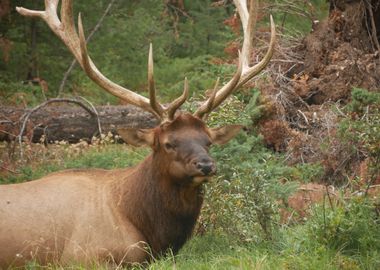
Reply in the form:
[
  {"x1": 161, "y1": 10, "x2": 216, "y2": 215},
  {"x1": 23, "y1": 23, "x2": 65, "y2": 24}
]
[
  {"x1": 117, "y1": 128, "x2": 155, "y2": 147},
  {"x1": 209, "y1": 125, "x2": 243, "y2": 145}
]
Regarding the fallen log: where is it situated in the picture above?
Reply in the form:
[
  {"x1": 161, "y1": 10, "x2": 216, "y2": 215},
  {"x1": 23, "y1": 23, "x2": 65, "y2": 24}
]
[{"x1": 0, "y1": 104, "x2": 158, "y2": 143}]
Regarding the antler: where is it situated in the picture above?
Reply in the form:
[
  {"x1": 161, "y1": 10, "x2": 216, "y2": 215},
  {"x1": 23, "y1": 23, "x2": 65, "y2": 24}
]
[
  {"x1": 16, "y1": 0, "x2": 273, "y2": 122},
  {"x1": 194, "y1": 0, "x2": 276, "y2": 119},
  {"x1": 16, "y1": 0, "x2": 187, "y2": 122}
]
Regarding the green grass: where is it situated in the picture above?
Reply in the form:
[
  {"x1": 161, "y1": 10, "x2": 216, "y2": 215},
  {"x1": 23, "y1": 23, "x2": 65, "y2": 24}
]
[
  {"x1": 142, "y1": 226, "x2": 379, "y2": 270},
  {"x1": 17, "y1": 230, "x2": 379, "y2": 269},
  {"x1": 0, "y1": 142, "x2": 149, "y2": 184}
]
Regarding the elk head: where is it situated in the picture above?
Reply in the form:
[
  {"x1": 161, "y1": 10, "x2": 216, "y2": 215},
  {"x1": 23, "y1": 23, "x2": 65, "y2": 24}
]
[
  {"x1": 118, "y1": 113, "x2": 242, "y2": 185},
  {"x1": 16, "y1": 0, "x2": 276, "y2": 184}
]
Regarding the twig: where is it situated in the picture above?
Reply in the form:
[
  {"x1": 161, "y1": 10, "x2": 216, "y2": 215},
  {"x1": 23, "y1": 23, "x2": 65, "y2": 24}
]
[
  {"x1": 364, "y1": 157, "x2": 380, "y2": 197},
  {"x1": 58, "y1": 0, "x2": 117, "y2": 96},
  {"x1": 17, "y1": 98, "x2": 99, "y2": 160},
  {"x1": 77, "y1": 96, "x2": 102, "y2": 135},
  {"x1": 0, "y1": 129, "x2": 17, "y2": 139},
  {"x1": 167, "y1": 3, "x2": 193, "y2": 20},
  {"x1": 297, "y1": 109, "x2": 309, "y2": 125},
  {"x1": 0, "y1": 120, "x2": 13, "y2": 124},
  {"x1": 366, "y1": 0, "x2": 380, "y2": 52},
  {"x1": 0, "y1": 163, "x2": 21, "y2": 175},
  {"x1": 334, "y1": 103, "x2": 347, "y2": 117},
  {"x1": 271, "y1": 59, "x2": 304, "y2": 64},
  {"x1": 324, "y1": 185, "x2": 334, "y2": 210}
]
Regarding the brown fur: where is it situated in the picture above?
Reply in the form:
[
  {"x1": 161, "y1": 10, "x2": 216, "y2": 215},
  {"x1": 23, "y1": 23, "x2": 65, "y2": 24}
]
[{"x1": 0, "y1": 113, "x2": 242, "y2": 268}]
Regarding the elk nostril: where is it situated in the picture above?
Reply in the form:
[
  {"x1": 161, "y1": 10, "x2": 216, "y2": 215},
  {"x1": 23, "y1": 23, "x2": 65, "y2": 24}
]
[
  {"x1": 201, "y1": 166, "x2": 212, "y2": 175},
  {"x1": 197, "y1": 161, "x2": 215, "y2": 176}
]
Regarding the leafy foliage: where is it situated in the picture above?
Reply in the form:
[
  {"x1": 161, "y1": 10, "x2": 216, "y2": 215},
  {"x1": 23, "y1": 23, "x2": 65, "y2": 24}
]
[
  {"x1": 338, "y1": 88, "x2": 380, "y2": 186},
  {"x1": 199, "y1": 91, "x2": 320, "y2": 242},
  {"x1": 307, "y1": 197, "x2": 380, "y2": 254}
]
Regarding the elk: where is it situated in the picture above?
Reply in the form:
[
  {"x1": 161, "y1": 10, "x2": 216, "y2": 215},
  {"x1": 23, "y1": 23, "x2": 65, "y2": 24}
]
[{"x1": 0, "y1": 0, "x2": 275, "y2": 267}]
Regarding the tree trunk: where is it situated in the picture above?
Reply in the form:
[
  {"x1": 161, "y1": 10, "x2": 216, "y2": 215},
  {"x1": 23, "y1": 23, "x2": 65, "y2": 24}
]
[{"x1": 0, "y1": 105, "x2": 158, "y2": 143}]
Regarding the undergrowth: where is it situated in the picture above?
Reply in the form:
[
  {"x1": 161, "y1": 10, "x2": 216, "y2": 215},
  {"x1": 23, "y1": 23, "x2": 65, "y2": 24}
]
[{"x1": 338, "y1": 88, "x2": 380, "y2": 187}]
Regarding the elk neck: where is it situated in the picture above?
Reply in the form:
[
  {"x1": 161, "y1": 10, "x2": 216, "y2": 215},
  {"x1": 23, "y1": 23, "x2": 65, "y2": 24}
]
[{"x1": 115, "y1": 153, "x2": 204, "y2": 256}]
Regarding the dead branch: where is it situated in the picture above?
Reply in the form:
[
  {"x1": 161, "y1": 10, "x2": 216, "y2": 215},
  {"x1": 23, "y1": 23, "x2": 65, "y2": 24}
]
[
  {"x1": 365, "y1": 0, "x2": 380, "y2": 52},
  {"x1": 17, "y1": 98, "x2": 100, "y2": 160}
]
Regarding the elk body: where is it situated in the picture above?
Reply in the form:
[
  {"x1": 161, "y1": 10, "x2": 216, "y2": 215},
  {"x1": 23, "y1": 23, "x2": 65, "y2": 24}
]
[{"x1": 0, "y1": 0, "x2": 275, "y2": 267}]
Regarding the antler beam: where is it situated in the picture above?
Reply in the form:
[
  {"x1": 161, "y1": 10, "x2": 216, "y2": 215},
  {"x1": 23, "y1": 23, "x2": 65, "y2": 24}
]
[{"x1": 194, "y1": 0, "x2": 276, "y2": 119}]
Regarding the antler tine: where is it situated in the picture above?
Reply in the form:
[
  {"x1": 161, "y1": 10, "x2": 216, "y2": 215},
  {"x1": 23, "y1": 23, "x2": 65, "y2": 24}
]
[
  {"x1": 240, "y1": 0, "x2": 258, "y2": 71},
  {"x1": 237, "y1": 14, "x2": 276, "y2": 87},
  {"x1": 194, "y1": 0, "x2": 275, "y2": 118},
  {"x1": 195, "y1": 77, "x2": 220, "y2": 120},
  {"x1": 148, "y1": 44, "x2": 165, "y2": 118},
  {"x1": 235, "y1": 0, "x2": 276, "y2": 86},
  {"x1": 16, "y1": 0, "x2": 58, "y2": 22},
  {"x1": 148, "y1": 44, "x2": 190, "y2": 121},
  {"x1": 166, "y1": 77, "x2": 190, "y2": 121},
  {"x1": 76, "y1": 13, "x2": 159, "y2": 116},
  {"x1": 194, "y1": 52, "x2": 243, "y2": 119},
  {"x1": 211, "y1": 53, "x2": 243, "y2": 111}
]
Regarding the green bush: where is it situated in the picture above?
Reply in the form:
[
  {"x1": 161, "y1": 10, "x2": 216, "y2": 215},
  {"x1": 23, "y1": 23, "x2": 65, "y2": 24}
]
[
  {"x1": 338, "y1": 88, "x2": 380, "y2": 186},
  {"x1": 200, "y1": 90, "x2": 322, "y2": 242},
  {"x1": 0, "y1": 81, "x2": 46, "y2": 106},
  {"x1": 307, "y1": 197, "x2": 380, "y2": 254}
]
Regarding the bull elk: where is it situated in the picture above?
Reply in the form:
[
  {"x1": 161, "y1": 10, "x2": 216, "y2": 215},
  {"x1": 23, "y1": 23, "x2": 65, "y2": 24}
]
[{"x1": 0, "y1": 0, "x2": 275, "y2": 267}]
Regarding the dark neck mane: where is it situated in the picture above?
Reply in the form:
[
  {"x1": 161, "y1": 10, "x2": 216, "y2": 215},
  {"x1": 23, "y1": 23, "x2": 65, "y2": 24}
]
[{"x1": 119, "y1": 154, "x2": 203, "y2": 256}]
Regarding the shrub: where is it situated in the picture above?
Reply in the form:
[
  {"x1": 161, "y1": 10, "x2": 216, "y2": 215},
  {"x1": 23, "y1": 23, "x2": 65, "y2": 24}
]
[
  {"x1": 0, "y1": 82, "x2": 46, "y2": 106},
  {"x1": 199, "y1": 90, "x2": 321, "y2": 242},
  {"x1": 338, "y1": 88, "x2": 380, "y2": 187},
  {"x1": 307, "y1": 197, "x2": 380, "y2": 254}
]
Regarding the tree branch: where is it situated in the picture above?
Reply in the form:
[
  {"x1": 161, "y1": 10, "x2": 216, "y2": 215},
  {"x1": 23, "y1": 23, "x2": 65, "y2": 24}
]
[{"x1": 17, "y1": 98, "x2": 100, "y2": 160}]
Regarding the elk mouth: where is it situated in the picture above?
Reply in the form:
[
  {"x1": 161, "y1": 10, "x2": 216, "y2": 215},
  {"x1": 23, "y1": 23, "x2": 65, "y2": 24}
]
[
  {"x1": 184, "y1": 165, "x2": 216, "y2": 186},
  {"x1": 192, "y1": 173, "x2": 216, "y2": 186}
]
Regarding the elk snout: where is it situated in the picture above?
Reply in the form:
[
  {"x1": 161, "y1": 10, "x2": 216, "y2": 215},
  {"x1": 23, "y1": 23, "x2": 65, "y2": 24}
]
[{"x1": 193, "y1": 158, "x2": 216, "y2": 176}]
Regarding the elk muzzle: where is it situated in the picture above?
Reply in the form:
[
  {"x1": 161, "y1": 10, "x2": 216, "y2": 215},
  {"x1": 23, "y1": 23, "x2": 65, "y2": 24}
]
[{"x1": 192, "y1": 157, "x2": 216, "y2": 176}]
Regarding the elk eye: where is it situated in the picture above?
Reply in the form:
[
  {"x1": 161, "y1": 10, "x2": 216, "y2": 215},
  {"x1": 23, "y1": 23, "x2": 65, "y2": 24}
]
[{"x1": 164, "y1": 142, "x2": 175, "y2": 151}]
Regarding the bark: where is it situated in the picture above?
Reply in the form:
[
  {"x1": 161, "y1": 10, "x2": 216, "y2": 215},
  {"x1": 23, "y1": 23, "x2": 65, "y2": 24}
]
[{"x1": 0, "y1": 105, "x2": 158, "y2": 143}]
